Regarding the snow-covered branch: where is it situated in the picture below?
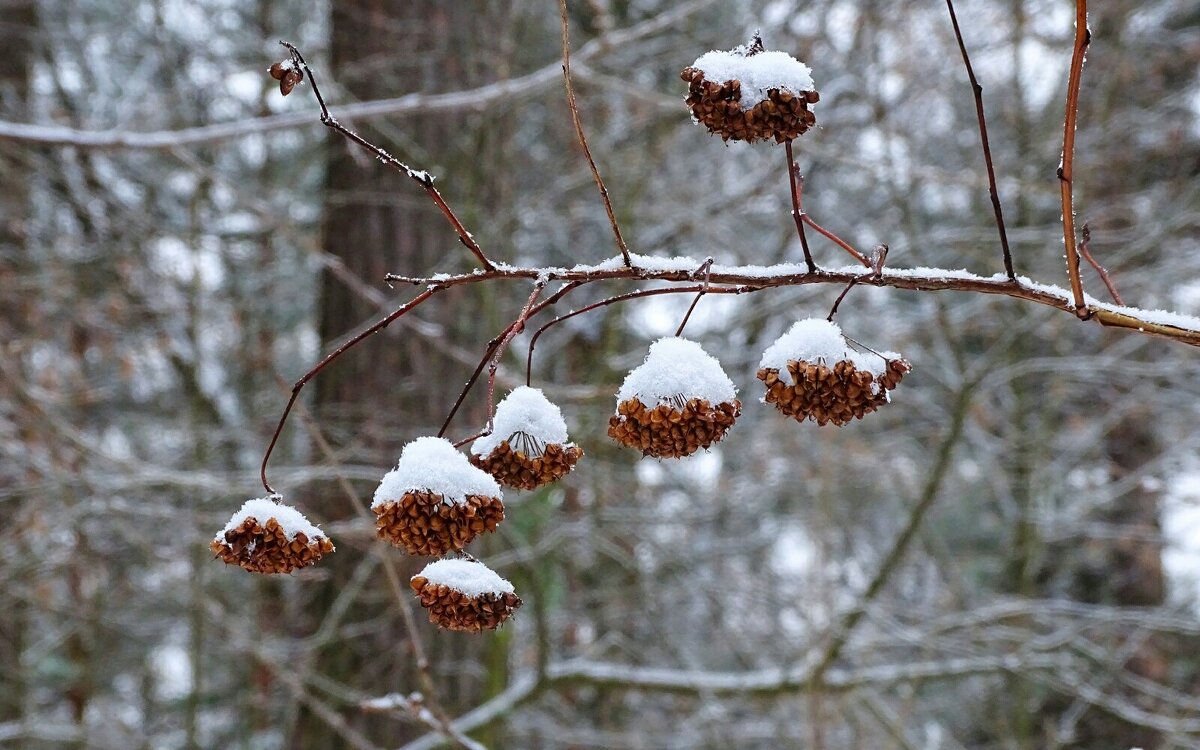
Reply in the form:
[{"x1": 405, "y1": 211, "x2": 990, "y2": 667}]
[{"x1": 381, "y1": 257, "x2": 1200, "y2": 348}]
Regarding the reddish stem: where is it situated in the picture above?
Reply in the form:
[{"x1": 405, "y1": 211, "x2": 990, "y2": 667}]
[
  {"x1": 944, "y1": 0, "x2": 1015, "y2": 280},
  {"x1": 785, "y1": 141, "x2": 817, "y2": 273},
  {"x1": 440, "y1": 281, "x2": 584, "y2": 438},
  {"x1": 826, "y1": 274, "x2": 871, "y2": 321},
  {"x1": 674, "y1": 258, "x2": 713, "y2": 337},
  {"x1": 260, "y1": 286, "x2": 441, "y2": 494},
  {"x1": 461, "y1": 282, "x2": 547, "y2": 446},
  {"x1": 525, "y1": 284, "x2": 759, "y2": 385},
  {"x1": 794, "y1": 172, "x2": 871, "y2": 267},
  {"x1": 280, "y1": 42, "x2": 495, "y2": 272},
  {"x1": 1056, "y1": 3, "x2": 1091, "y2": 318},
  {"x1": 1078, "y1": 223, "x2": 1123, "y2": 305},
  {"x1": 557, "y1": 1, "x2": 632, "y2": 267}
]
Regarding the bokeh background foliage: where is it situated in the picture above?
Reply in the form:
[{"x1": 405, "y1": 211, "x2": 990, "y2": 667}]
[{"x1": 1, "y1": 1, "x2": 1199, "y2": 748}]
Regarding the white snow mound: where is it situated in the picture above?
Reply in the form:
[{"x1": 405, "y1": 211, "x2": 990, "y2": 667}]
[
  {"x1": 216, "y1": 496, "x2": 326, "y2": 543},
  {"x1": 471, "y1": 386, "x2": 570, "y2": 458},
  {"x1": 415, "y1": 558, "x2": 515, "y2": 597},
  {"x1": 616, "y1": 337, "x2": 737, "y2": 408},
  {"x1": 759, "y1": 318, "x2": 897, "y2": 382},
  {"x1": 373, "y1": 436, "x2": 501, "y2": 509},
  {"x1": 690, "y1": 48, "x2": 815, "y2": 108}
]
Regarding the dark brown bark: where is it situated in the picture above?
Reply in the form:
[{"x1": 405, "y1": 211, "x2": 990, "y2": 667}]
[
  {"x1": 0, "y1": 0, "x2": 37, "y2": 728},
  {"x1": 292, "y1": 4, "x2": 520, "y2": 747}
]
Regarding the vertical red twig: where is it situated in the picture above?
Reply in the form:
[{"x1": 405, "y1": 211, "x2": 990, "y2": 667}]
[
  {"x1": 785, "y1": 141, "x2": 817, "y2": 272},
  {"x1": 260, "y1": 286, "x2": 442, "y2": 494},
  {"x1": 944, "y1": 0, "x2": 1015, "y2": 280},
  {"x1": 1057, "y1": 2, "x2": 1091, "y2": 318},
  {"x1": 280, "y1": 42, "x2": 495, "y2": 272},
  {"x1": 557, "y1": 0, "x2": 633, "y2": 268}
]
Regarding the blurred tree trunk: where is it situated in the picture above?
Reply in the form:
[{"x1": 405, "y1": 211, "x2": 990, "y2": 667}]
[
  {"x1": 292, "y1": 4, "x2": 519, "y2": 747},
  {"x1": 0, "y1": 0, "x2": 38, "y2": 729}
]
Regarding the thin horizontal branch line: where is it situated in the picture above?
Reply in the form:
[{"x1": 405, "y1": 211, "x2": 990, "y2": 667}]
[
  {"x1": 0, "y1": 0, "x2": 716, "y2": 150},
  {"x1": 389, "y1": 653, "x2": 1068, "y2": 750}
]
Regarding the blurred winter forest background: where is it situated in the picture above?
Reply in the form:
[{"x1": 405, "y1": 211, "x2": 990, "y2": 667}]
[{"x1": 2, "y1": 0, "x2": 1200, "y2": 748}]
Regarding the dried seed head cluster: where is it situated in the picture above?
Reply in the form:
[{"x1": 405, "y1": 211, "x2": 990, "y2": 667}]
[
  {"x1": 373, "y1": 437, "x2": 505, "y2": 556},
  {"x1": 609, "y1": 397, "x2": 741, "y2": 458},
  {"x1": 682, "y1": 68, "x2": 818, "y2": 143},
  {"x1": 471, "y1": 439, "x2": 583, "y2": 491},
  {"x1": 758, "y1": 318, "x2": 910, "y2": 426},
  {"x1": 758, "y1": 358, "x2": 910, "y2": 426},
  {"x1": 681, "y1": 42, "x2": 818, "y2": 143},
  {"x1": 210, "y1": 497, "x2": 333, "y2": 575},
  {"x1": 374, "y1": 490, "x2": 504, "y2": 556},
  {"x1": 608, "y1": 337, "x2": 741, "y2": 458},
  {"x1": 410, "y1": 559, "x2": 521, "y2": 632},
  {"x1": 470, "y1": 387, "x2": 582, "y2": 490}
]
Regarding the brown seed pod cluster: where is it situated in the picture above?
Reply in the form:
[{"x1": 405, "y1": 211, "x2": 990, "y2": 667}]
[
  {"x1": 681, "y1": 67, "x2": 818, "y2": 143},
  {"x1": 373, "y1": 491, "x2": 504, "y2": 557},
  {"x1": 409, "y1": 558, "x2": 522, "y2": 632},
  {"x1": 608, "y1": 397, "x2": 741, "y2": 458},
  {"x1": 210, "y1": 515, "x2": 333, "y2": 575},
  {"x1": 470, "y1": 438, "x2": 583, "y2": 491},
  {"x1": 758, "y1": 357, "x2": 911, "y2": 426},
  {"x1": 269, "y1": 60, "x2": 303, "y2": 96},
  {"x1": 409, "y1": 575, "x2": 522, "y2": 632}
]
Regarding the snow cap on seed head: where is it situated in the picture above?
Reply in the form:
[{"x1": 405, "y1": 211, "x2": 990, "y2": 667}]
[
  {"x1": 689, "y1": 48, "x2": 815, "y2": 109},
  {"x1": 373, "y1": 436, "x2": 501, "y2": 509},
  {"x1": 414, "y1": 558, "x2": 515, "y2": 597},
  {"x1": 215, "y1": 495, "x2": 327, "y2": 544},
  {"x1": 616, "y1": 337, "x2": 737, "y2": 408},
  {"x1": 759, "y1": 318, "x2": 895, "y2": 381},
  {"x1": 471, "y1": 386, "x2": 570, "y2": 458}
]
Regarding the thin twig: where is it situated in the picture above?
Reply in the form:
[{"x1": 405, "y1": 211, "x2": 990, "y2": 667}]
[
  {"x1": 826, "y1": 274, "x2": 868, "y2": 321},
  {"x1": 557, "y1": 0, "x2": 632, "y2": 267},
  {"x1": 280, "y1": 42, "x2": 495, "y2": 272},
  {"x1": 944, "y1": 0, "x2": 1015, "y2": 280},
  {"x1": 1078, "y1": 223, "x2": 1124, "y2": 305},
  {"x1": 674, "y1": 258, "x2": 714, "y2": 336},
  {"x1": 449, "y1": 281, "x2": 546, "y2": 448},
  {"x1": 785, "y1": 141, "x2": 817, "y2": 272},
  {"x1": 827, "y1": 245, "x2": 888, "y2": 320},
  {"x1": 260, "y1": 286, "x2": 441, "y2": 494},
  {"x1": 794, "y1": 172, "x2": 871, "y2": 267},
  {"x1": 1056, "y1": 2, "x2": 1091, "y2": 318},
  {"x1": 441, "y1": 281, "x2": 585, "y2": 437},
  {"x1": 526, "y1": 284, "x2": 759, "y2": 384}
]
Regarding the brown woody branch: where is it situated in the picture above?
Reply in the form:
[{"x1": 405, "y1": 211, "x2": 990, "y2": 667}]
[
  {"x1": 1078, "y1": 223, "x2": 1124, "y2": 305},
  {"x1": 1057, "y1": 1, "x2": 1091, "y2": 317},
  {"x1": 557, "y1": 0, "x2": 633, "y2": 267},
  {"x1": 792, "y1": 170, "x2": 871, "y2": 267},
  {"x1": 451, "y1": 281, "x2": 546, "y2": 448},
  {"x1": 944, "y1": 0, "x2": 1015, "y2": 280},
  {"x1": 386, "y1": 262, "x2": 1200, "y2": 347},
  {"x1": 260, "y1": 286, "x2": 441, "y2": 494},
  {"x1": 785, "y1": 141, "x2": 817, "y2": 272},
  {"x1": 280, "y1": 42, "x2": 495, "y2": 272}
]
